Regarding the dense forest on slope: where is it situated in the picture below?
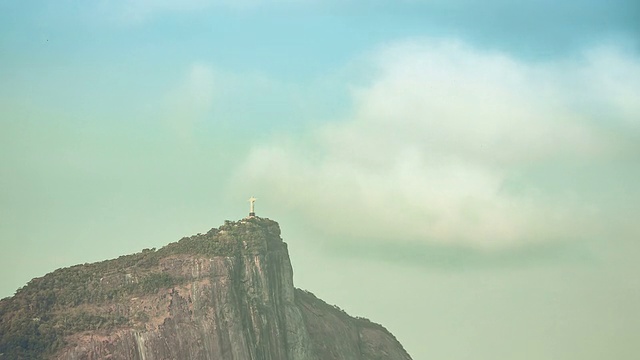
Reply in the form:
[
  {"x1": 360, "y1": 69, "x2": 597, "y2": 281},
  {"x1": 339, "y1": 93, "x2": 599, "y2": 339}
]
[{"x1": 0, "y1": 218, "x2": 283, "y2": 359}]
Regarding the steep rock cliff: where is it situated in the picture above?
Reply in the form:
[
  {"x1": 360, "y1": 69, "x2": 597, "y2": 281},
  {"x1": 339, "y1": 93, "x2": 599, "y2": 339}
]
[{"x1": 0, "y1": 218, "x2": 412, "y2": 360}]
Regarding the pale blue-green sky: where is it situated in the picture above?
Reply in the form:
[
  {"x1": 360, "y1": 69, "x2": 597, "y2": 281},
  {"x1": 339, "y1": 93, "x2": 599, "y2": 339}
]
[{"x1": 2, "y1": 1, "x2": 640, "y2": 359}]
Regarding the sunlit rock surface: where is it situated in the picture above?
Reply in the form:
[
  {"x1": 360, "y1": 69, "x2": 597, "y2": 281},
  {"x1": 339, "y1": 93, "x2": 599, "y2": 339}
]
[{"x1": 0, "y1": 218, "x2": 412, "y2": 360}]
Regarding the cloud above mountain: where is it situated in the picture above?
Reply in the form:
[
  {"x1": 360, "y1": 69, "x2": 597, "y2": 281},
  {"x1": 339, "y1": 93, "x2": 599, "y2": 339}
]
[
  {"x1": 234, "y1": 38, "x2": 640, "y2": 249},
  {"x1": 164, "y1": 63, "x2": 215, "y2": 140}
]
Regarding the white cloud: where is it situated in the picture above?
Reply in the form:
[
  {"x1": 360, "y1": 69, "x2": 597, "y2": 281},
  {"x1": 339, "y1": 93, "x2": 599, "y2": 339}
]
[
  {"x1": 112, "y1": 0, "x2": 315, "y2": 23},
  {"x1": 114, "y1": 0, "x2": 211, "y2": 23},
  {"x1": 165, "y1": 63, "x2": 215, "y2": 140},
  {"x1": 233, "y1": 39, "x2": 640, "y2": 249}
]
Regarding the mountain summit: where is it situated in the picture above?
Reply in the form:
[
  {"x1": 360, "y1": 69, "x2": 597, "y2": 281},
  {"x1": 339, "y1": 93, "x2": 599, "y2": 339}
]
[{"x1": 0, "y1": 217, "x2": 412, "y2": 359}]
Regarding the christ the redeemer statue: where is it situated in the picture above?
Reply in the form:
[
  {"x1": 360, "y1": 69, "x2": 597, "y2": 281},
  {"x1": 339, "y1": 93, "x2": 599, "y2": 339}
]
[{"x1": 248, "y1": 196, "x2": 256, "y2": 217}]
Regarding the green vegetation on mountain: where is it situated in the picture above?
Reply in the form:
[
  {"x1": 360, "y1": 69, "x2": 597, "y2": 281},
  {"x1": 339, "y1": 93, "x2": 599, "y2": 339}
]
[
  {"x1": 0, "y1": 217, "x2": 411, "y2": 360},
  {"x1": 0, "y1": 217, "x2": 282, "y2": 359}
]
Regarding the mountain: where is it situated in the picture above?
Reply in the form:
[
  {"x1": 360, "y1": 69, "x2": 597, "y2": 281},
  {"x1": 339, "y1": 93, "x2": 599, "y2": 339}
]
[{"x1": 0, "y1": 217, "x2": 412, "y2": 360}]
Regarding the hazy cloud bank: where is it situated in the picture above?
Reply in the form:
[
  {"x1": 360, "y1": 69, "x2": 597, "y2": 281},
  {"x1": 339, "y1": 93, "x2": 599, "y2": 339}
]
[
  {"x1": 164, "y1": 63, "x2": 215, "y2": 140},
  {"x1": 109, "y1": 0, "x2": 315, "y2": 23},
  {"x1": 235, "y1": 39, "x2": 640, "y2": 250}
]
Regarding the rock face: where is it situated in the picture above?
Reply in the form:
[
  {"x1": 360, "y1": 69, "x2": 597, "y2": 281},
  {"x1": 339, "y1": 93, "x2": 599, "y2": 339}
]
[{"x1": 0, "y1": 218, "x2": 412, "y2": 360}]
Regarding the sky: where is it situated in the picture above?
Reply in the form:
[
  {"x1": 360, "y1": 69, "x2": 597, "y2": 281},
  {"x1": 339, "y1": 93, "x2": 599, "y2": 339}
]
[{"x1": 1, "y1": 1, "x2": 640, "y2": 359}]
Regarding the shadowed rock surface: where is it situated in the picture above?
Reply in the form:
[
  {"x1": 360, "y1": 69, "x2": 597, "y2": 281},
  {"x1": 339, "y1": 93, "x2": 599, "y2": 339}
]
[{"x1": 0, "y1": 217, "x2": 412, "y2": 360}]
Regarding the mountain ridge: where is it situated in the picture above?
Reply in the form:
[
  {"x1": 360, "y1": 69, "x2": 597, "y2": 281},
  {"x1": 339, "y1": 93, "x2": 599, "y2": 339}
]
[{"x1": 0, "y1": 217, "x2": 412, "y2": 360}]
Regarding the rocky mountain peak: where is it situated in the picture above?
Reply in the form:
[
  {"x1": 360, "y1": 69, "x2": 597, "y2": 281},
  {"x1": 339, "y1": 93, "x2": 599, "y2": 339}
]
[{"x1": 0, "y1": 218, "x2": 412, "y2": 360}]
